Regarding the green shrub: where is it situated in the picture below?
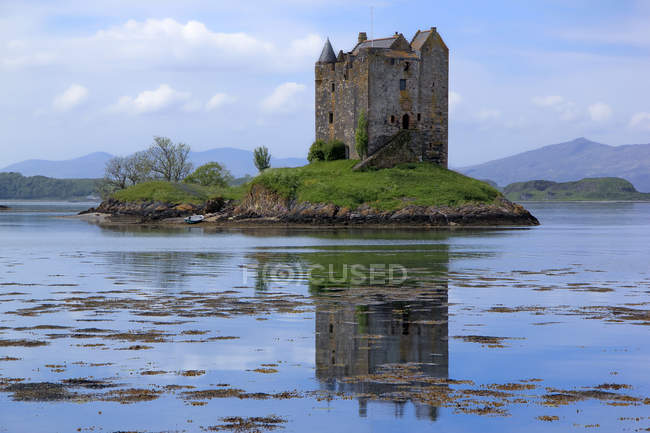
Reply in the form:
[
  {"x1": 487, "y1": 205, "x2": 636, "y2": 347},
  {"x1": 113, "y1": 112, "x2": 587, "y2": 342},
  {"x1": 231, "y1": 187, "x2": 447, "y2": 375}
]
[
  {"x1": 355, "y1": 111, "x2": 368, "y2": 159},
  {"x1": 308, "y1": 140, "x2": 326, "y2": 163},
  {"x1": 324, "y1": 140, "x2": 347, "y2": 161}
]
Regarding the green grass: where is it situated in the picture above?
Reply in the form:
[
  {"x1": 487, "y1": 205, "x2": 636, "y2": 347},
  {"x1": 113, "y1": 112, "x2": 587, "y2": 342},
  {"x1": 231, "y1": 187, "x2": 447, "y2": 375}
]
[
  {"x1": 503, "y1": 177, "x2": 650, "y2": 201},
  {"x1": 251, "y1": 160, "x2": 501, "y2": 210},
  {"x1": 112, "y1": 181, "x2": 246, "y2": 204}
]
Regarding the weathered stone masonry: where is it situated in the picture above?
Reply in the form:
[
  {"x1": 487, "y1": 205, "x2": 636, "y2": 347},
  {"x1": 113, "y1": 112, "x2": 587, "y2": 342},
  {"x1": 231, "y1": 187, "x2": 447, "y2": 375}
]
[{"x1": 315, "y1": 28, "x2": 448, "y2": 167}]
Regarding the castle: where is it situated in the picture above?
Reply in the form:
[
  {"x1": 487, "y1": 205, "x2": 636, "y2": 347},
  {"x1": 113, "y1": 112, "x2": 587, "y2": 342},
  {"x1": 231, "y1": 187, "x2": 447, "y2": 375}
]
[{"x1": 315, "y1": 28, "x2": 449, "y2": 168}]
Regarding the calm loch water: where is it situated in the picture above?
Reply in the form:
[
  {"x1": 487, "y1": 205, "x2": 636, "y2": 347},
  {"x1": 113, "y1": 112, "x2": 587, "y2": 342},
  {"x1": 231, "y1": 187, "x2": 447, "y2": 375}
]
[{"x1": 0, "y1": 201, "x2": 649, "y2": 432}]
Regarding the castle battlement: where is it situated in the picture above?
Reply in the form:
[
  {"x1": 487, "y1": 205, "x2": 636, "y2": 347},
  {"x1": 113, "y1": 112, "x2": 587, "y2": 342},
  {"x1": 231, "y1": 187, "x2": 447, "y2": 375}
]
[{"x1": 315, "y1": 28, "x2": 448, "y2": 167}]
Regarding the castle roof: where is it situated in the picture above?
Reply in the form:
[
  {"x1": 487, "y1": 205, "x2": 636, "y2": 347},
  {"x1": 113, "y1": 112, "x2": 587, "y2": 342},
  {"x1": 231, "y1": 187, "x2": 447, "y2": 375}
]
[
  {"x1": 318, "y1": 38, "x2": 337, "y2": 63},
  {"x1": 353, "y1": 35, "x2": 398, "y2": 53},
  {"x1": 410, "y1": 30, "x2": 433, "y2": 51}
]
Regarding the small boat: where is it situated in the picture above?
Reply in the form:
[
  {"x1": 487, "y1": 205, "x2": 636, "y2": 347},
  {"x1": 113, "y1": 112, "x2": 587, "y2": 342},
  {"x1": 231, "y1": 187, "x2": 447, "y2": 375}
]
[{"x1": 184, "y1": 214, "x2": 205, "y2": 224}]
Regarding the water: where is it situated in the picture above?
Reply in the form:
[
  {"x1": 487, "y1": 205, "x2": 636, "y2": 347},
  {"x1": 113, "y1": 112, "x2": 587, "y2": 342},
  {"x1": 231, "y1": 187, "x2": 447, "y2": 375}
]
[{"x1": 0, "y1": 201, "x2": 648, "y2": 432}]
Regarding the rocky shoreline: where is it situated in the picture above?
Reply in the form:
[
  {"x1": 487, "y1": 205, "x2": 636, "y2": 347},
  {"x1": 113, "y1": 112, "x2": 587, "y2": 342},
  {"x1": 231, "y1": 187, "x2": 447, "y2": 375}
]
[{"x1": 80, "y1": 184, "x2": 539, "y2": 227}]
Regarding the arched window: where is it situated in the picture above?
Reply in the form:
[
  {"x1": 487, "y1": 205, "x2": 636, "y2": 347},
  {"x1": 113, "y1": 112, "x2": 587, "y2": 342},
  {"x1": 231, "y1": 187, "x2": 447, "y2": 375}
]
[{"x1": 402, "y1": 114, "x2": 410, "y2": 129}]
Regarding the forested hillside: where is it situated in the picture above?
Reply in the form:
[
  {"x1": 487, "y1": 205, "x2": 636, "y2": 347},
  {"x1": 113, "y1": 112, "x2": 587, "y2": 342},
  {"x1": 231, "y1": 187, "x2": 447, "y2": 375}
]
[{"x1": 0, "y1": 172, "x2": 99, "y2": 199}]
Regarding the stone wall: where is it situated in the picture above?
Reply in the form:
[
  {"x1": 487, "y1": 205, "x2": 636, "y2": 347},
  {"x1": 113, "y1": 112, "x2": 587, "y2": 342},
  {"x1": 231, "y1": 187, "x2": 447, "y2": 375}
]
[{"x1": 315, "y1": 54, "x2": 369, "y2": 159}]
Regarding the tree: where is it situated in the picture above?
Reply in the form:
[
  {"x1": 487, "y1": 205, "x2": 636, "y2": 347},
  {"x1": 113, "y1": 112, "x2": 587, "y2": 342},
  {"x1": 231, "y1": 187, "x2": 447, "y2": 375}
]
[
  {"x1": 124, "y1": 151, "x2": 152, "y2": 185},
  {"x1": 103, "y1": 156, "x2": 129, "y2": 190},
  {"x1": 355, "y1": 110, "x2": 368, "y2": 159},
  {"x1": 253, "y1": 146, "x2": 271, "y2": 172},
  {"x1": 148, "y1": 136, "x2": 193, "y2": 182},
  {"x1": 184, "y1": 162, "x2": 233, "y2": 188}
]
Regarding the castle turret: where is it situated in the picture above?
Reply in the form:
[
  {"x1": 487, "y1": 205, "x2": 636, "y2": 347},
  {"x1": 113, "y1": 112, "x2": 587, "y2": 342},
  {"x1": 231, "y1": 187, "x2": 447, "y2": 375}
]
[{"x1": 317, "y1": 38, "x2": 337, "y2": 64}]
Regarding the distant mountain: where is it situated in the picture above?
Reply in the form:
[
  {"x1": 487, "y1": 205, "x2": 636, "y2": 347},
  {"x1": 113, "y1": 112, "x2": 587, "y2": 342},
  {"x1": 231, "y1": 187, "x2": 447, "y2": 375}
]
[
  {"x1": 1, "y1": 152, "x2": 113, "y2": 179},
  {"x1": 459, "y1": 138, "x2": 650, "y2": 192},
  {"x1": 503, "y1": 177, "x2": 650, "y2": 202},
  {"x1": 1, "y1": 148, "x2": 307, "y2": 179}
]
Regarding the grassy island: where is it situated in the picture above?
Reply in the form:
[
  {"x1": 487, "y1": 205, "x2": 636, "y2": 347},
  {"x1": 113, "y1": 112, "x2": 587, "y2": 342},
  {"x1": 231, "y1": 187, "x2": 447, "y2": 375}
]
[
  {"x1": 109, "y1": 161, "x2": 501, "y2": 210},
  {"x1": 250, "y1": 160, "x2": 500, "y2": 210},
  {"x1": 503, "y1": 177, "x2": 650, "y2": 202}
]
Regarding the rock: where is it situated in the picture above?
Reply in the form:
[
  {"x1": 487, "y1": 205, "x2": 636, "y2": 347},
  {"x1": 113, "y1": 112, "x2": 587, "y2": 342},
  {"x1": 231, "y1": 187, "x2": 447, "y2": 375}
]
[
  {"x1": 203, "y1": 198, "x2": 225, "y2": 213},
  {"x1": 234, "y1": 185, "x2": 539, "y2": 226},
  {"x1": 174, "y1": 203, "x2": 194, "y2": 212}
]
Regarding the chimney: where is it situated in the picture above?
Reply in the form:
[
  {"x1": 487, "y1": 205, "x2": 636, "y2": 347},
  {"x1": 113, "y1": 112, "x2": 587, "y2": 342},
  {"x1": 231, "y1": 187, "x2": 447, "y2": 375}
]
[{"x1": 358, "y1": 32, "x2": 367, "y2": 43}]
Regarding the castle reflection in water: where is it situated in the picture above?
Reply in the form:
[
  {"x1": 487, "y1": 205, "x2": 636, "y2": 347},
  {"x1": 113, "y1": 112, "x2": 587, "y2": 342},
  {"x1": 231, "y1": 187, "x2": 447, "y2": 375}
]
[
  {"x1": 315, "y1": 290, "x2": 448, "y2": 420},
  {"x1": 246, "y1": 237, "x2": 451, "y2": 420}
]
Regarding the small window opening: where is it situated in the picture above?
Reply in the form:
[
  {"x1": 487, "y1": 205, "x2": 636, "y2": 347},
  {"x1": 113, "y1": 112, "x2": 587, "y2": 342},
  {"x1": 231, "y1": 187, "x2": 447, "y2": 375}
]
[
  {"x1": 402, "y1": 114, "x2": 410, "y2": 129},
  {"x1": 390, "y1": 115, "x2": 395, "y2": 123},
  {"x1": 331, "y1": 83, "x2": 335, "y2": 92},
  {"x1": 432, "y1": 81, "x2": 435, "y2": 88},
  {"x1": 404, "y1": 62, "x2": 410, "y2": 71},
  {"x1": 399, "y1": 79, "x2": 406, "y2": 91},
  {"x1": 417, "y1": 113, "x2": 421, "y2": 121},
  {"x1": 330, "y1": 63, "x2": 335, "y2": 71},
  {"x1": 390, "y1": 58, "x2": 395, "y2": 65},
  {"x1": 329, "y1": 112, "x2": 334, "y2": 124}
]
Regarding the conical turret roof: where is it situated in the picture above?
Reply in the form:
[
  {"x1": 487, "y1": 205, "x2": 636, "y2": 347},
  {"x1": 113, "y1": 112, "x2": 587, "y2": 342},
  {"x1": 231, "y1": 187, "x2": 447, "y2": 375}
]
[{"x1": 318, "y1": 38, "x2": 337, "y2": 63}]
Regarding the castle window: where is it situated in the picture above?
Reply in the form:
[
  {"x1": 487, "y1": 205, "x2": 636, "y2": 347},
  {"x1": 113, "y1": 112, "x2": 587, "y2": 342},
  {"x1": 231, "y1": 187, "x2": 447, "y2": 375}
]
[
  {"x1": 402, "y1": 114, "x2": 410, "y2": 130},
  {"x1": 390, "y1": 58, "x2": 395, "y2": 65},
  {"x1": 330, "y1": 63, "x2": 335, "y2": 71},
  {"x1": 329, "y1": 112, "x2": 333, "y2": 124},
  {"x1": 417, "y1": 113, "x2": 421, "y2": 121},
  {"x1": 390, "y1": 115, "x2": 395, "y2": 123},
  {"x1": 404, "y1": 62, "x2": 410, "y2": 71},
  {"x1": 331, "y1": 83, "x2": 335, "y2": 92},
  {"x1": 399, "y1": 79, "x2": 406, "y2": 91},
  {"x1": 432, "y1": 81, "x2": 435, "y2": 88}
]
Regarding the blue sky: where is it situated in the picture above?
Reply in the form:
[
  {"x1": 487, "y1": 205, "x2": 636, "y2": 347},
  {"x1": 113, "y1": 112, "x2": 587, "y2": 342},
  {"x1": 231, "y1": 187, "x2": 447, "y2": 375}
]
[{"x1": 1, "y1": 0, "x2": 649, "y2": 168}]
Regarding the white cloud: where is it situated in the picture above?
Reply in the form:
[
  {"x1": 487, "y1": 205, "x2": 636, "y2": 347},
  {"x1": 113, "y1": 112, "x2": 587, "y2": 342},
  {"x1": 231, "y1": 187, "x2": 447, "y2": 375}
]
[
  {"x1": 205, "y1": 93, "x2": 237, "y2": 111},
  {"x1": 476, "y1": 108, "x2": 501, "y2": 122},
  {"x1": 532, "y1": 95, "x2": 564, "y2": 107},
  {"x1": 532, "y1": 95, "x2": 579, "y2": 121},
  {"x1": 588, "y1": 102, "x2": 613, "y2": 122},
  {"x1": 94, "y1": 19, "x2": 274, "y2": 61},
  {"x1": 449, "y1": 91, "x2": 462, "y2": 111},
  {"x1": 3, "y1": 19, "x2": 320, "y2": 73},
  {"x1": 85, "y1": 19, "x2": 319, "y2": 72},
  {"x1": 110, "y1": 84, "x2": 191, "y2": 115},
  {"x1": 52, "y1": 84, "x2": 88, "y2": 111},
  {"x1": 260, "y1": 82, "x2": 307, "y2": 114},
  {"x1": 629, "y1": 112, "x2": 650, "y2": 130}
]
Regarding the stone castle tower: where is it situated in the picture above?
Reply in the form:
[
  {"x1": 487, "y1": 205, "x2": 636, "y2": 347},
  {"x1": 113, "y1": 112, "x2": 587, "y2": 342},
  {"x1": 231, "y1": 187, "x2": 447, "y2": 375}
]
[{"x1": 315, "y1": 28, "x2": 448, "y2": 168}]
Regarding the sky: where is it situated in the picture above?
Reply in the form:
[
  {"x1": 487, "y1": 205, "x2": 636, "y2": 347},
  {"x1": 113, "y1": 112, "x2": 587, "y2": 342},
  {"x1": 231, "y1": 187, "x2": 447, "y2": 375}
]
[{"x1": 1, "y1": 0, "x2": 650, "y2": 168}]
